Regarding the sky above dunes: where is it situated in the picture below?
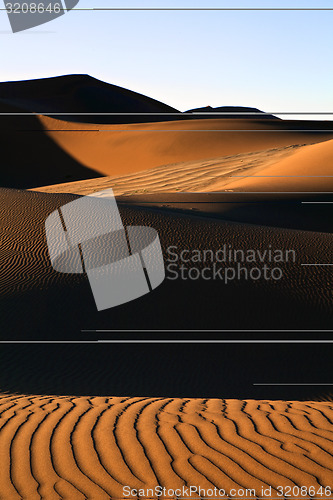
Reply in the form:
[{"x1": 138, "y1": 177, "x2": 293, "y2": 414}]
[{"x1": 0, "y1": 0, "x2": 332, "y2": 118}]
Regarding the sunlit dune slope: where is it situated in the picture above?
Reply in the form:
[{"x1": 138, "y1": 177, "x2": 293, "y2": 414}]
[
  {"x1": 0, "y1": 394, "x2": 333, "y2": 499},
  {"x1": 34, "y1": 140, "x2": 333, "y2": 196},
  {"x1": 222, "y1": 138, "x2": 333, "y2": 192},
  {"x1": 39, "y1": 115, "x2": 333, "y2": 179},
  {"x1": 1, "y1": 74, "x2": 332, "y2": 188}
]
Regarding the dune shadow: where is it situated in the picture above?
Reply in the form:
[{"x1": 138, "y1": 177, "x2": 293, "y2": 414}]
[
  {"x1": 0, "y1": 343, "x2": 332, "y2": 402},
  {"x1": 0, "y1": 101, "x2": 102, "y2": 188}
]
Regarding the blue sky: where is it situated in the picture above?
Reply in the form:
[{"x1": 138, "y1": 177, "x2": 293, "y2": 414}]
[{"x1": 0, "y1": 0, "x2": 332, "y2": 117}]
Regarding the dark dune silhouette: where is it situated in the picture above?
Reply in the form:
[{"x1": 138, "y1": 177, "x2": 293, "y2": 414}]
[
  {"x1": 3, "y1": 75, "x2": 332, "y2": 189},
  {"x1": 0, "y1": 74, "x2": 181, "y2": 124},
  {"x1": 0, "y1": 75, "x2": 285, "y2": 124},
  {"x1": 186, "y1": 105, "x2": 280, "y2": 120}
]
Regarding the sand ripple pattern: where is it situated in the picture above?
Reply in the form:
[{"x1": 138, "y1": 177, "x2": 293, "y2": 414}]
[
  {"x1": 1, "y1": 395, "x2": 333, "y2": 499},
  {"x1": 0, "y1": 189, "x2": 89, "y2": 300},
  {"x1": 33, "y1": 145, "x2": 303, "y2": 197}
]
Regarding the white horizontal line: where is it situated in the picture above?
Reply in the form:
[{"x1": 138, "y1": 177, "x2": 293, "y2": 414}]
[
  {"x1": 301, "y1": 264, "x2": 333, "y2": 266},
  {"x1": 2, "y1": 7, "x2": 332, "y2": 11},
  {"x1": 97, "y1": 340, "x2": 333, "y2": 344},
  {"x1": 232, "y1": 176, "x2": 333, "y2": 178},
  {"x1": 91, "y1": 7, "x2": 333, "y2": 11},
  {"x1": 302, "y1": 201, "x2": 333, "y2": 203},
  {"x1": 97, "y1": 129, "x2": 332, "y2": 132},
  {"x1": 0, "y1": 341, "x2": 98, "y2": 344},
  {"x1": 193, "y1": 112, "x2": 333, "y2": 115},
  {"x1": 82, "y1": 329, "x2": 333, "y2": 333},
  {"x1": 0, "y1": 112, "x2": 332, "y2": 115},
  {"x1": 160, "y1": 191, "x2": 333, "y2": 194},
  {"x1": 2, "y1": 340, "x2": 333, "y2": 344},
  {"x1": 254, "y1": 383, "x2": 333, "y2": 386}
]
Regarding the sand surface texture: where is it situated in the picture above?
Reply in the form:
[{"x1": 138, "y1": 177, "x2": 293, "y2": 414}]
[
  {"x1": 0, "y1": 394, "x2": 333, "y2": 499},
  {"x1": 34, "y1": 140, "x2": 333, "y2": 196},
  {"x1": 0, "y1": 188, "x2": 332, "y2": 337}
]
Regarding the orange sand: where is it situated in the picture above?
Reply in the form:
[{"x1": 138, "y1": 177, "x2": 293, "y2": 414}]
[{"x1": 1, "y1": 394, "x2": 333, "y2": 499}]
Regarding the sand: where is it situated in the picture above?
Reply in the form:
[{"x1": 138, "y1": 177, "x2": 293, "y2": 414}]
[
  {"x1": 1, "y1": 74, "x2": 332, "y2": 189},
  {"x1": 0, "y1": 188, "x2": 332, "y2": 338},
  {"x1": 38, "y1": 116, "x2": 333, "y2": 182},
  {"x1": 33, "y1": 139, "x2": 333, "y2": 196},
  {"x1": 1, "y1": 75, "x2": 333, "y2": 498},
  {"x1": 0, "y1": 394, "x2": 333, "y2": 499}
]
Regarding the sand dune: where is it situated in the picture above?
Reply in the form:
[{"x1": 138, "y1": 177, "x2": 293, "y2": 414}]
[
  {"x1": 186, "y1": 105, "x2": 280, "y2": 120},
  {"x1": 34, "y1": 140, "x2": 333, "y2": 196},
  {"x1": 0, "y1": 393, "x2": 332, "y2": 499},
  {"x1": 32, "y1": 140, "x2": 333, "y2": 233},
  {"x1": 223, "y1": 139, "x2": 333, "y2": 192},
  {"x1": 0, "y1": 100, "x2": 103, "y2": 189},
  {"x1": 32, "y1": 144, "x2": 303, "y2": 196},
  {"x1": 39, "y1": 115, "x2": 333, "y2": 180},
  {"x1": 0, "y1": 188, "x2": 332, "y2": 339},
  {"x1": 1, "y1": 75, "x2": 333, "y2": 500},
  {"x1": 0, "y1": 74, "x2": 179, "y2": 124},
  {"x1": 1, "y1": 75, "x2": 332, "y2": 188}
]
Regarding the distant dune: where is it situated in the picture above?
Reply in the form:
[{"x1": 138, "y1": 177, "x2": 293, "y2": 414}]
[
  {"x1": 0, "y1": 74, "x2": 180, "y2": 124},
  {"x1": 186, "y1": 105, "x2": 280, "y2": 120},
  {"x1": 0, "y1": 75, "x2": 279, "y2": 123},
  {"x1": 1, "y1": 393, "x2": 333, "y2": 499}
]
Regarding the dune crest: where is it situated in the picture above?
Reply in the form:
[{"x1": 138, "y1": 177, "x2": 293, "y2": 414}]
[
  {"x1": 38, "y1": 115, "x2": 333, "y2": 181},
  {"x1": 223, "y1": 139, "x2": 333, "y2": 192}
]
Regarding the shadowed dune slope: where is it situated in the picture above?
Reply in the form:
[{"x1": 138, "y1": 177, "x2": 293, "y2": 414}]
[
  {"x1": 0, "y1": 75, "x2": 332, "y2": 187},
  {"x1": 0, "y1": 394, "x2": 333, "y2": 499},
  {"x1": 0, "y1": 100, "x2": 102, "y2": 189},
  {"x1": 0, "y1": 188, "x2": 332, "y2": 338},
  {"x1": 1, "y1": 343, "x2": 333, "y2": 401},
  {"x1": 38, "y1": 115, "x2": 333, "y2": 179}
]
